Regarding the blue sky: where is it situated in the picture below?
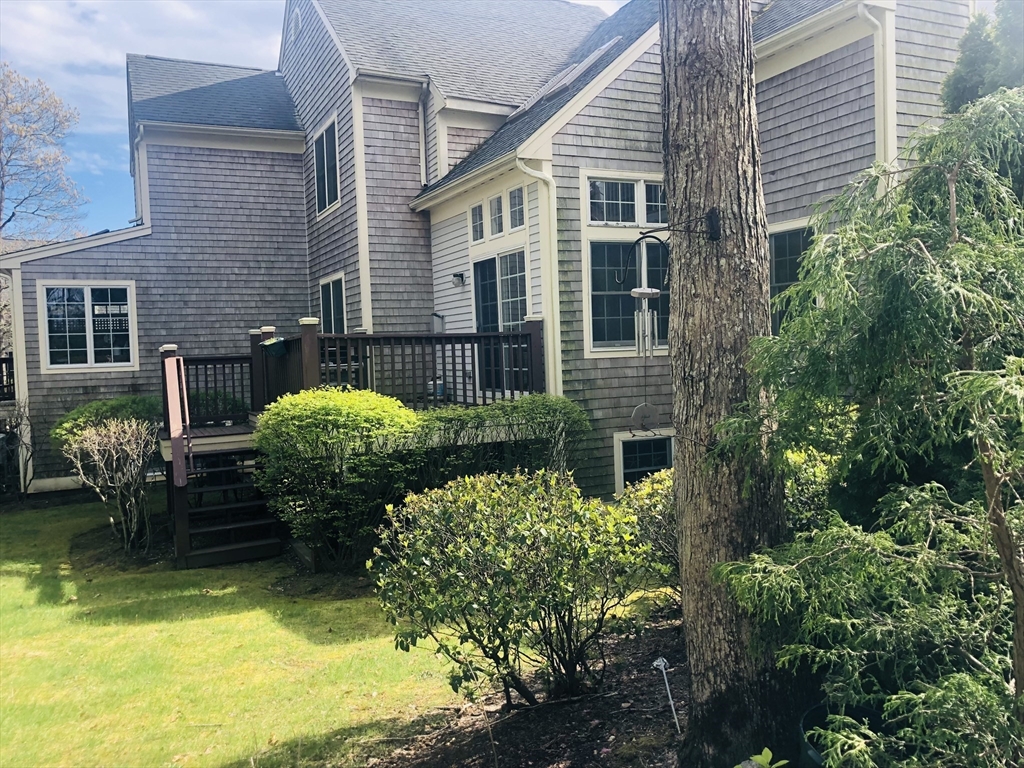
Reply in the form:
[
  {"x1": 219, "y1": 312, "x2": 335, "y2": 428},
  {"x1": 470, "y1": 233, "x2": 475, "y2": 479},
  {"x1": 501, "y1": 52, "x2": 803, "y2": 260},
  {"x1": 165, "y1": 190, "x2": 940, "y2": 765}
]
[{"x1": 0, "y1": 0, "x2": 624, "y2": 235}]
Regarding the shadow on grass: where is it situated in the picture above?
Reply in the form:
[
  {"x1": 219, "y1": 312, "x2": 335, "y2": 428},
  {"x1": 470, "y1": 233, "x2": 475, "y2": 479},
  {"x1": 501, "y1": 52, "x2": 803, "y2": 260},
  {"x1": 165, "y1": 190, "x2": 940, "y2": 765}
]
[{"x1": 217, "y1": 711, "x2": 453, "y2": 768}]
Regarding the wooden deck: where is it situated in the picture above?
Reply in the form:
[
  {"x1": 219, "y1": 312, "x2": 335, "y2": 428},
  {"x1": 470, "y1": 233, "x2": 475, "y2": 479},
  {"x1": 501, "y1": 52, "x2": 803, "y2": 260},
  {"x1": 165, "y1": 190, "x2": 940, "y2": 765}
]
[{"x1": 158, "y1": 423, "x2": 254, "y2": 462}]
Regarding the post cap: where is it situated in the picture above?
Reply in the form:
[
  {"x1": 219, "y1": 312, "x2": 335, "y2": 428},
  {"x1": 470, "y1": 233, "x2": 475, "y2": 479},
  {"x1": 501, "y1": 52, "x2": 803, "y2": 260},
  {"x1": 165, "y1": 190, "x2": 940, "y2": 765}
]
[
  {"x1": 248, "y1": 328, "x2": 262, "y2": 336},
  {"x1": 298, "y1": 317, "x2": 320, "y2": 326},
  {"x1": 260, "y1": 326, "x2": 276, "y2": 333},
  {"x1": 158, "y1": 344, "x2": 178, "y2": 353}
]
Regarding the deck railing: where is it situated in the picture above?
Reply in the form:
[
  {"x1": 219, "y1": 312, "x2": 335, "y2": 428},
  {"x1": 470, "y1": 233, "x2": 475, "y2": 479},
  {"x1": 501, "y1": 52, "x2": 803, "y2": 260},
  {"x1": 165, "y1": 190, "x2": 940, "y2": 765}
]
[
  {"x1": 0, "y1": 355, "x2": 14, "y2": 402},
  {"x1": 181, "y1": 354, "x2": 253, "y2": 425}
]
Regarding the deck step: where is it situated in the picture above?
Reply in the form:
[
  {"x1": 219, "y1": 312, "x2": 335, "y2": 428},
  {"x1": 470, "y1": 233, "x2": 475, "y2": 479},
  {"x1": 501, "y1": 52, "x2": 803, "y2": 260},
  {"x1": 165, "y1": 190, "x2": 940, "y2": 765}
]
[
  {"x1": 188, "y1": 499, "x2": 267, "y2": 515},
  {"x1": 189, "y1": 517, "x2": 277, "y2": 534},
  {"x1": 183, "y1": 538, "x2": 281, "y2": 569}
]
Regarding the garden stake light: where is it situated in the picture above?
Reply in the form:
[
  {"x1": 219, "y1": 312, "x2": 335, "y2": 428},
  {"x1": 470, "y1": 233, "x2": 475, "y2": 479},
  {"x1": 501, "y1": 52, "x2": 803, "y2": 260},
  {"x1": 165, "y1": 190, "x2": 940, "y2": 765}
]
[{"x1": 652, "y1": 656, "x2": 680, "y2": 734}]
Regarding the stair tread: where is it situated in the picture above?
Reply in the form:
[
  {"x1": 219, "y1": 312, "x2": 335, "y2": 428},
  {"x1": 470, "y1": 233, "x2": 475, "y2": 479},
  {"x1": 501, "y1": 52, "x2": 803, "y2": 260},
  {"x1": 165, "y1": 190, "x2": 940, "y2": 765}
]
[
  {"x1": 190, "y1": 518, "x2": 277, "y2": 534},
  {"x1": 188, "y1": 499, "x2": 267, "y2": 514},
  {"x1": 188, "y1": 538, "x2": 281, "y2": 556},
  {"x1": 187, "y1": 481, "x2": 257, "y2": 495}
]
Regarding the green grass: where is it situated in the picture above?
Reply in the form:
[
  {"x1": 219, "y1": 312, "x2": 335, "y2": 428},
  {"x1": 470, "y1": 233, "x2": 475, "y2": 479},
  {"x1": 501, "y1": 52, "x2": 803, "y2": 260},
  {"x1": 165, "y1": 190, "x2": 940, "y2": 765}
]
[{"x1": 0, "y1": 499, "x2": 458, "y2": 768}]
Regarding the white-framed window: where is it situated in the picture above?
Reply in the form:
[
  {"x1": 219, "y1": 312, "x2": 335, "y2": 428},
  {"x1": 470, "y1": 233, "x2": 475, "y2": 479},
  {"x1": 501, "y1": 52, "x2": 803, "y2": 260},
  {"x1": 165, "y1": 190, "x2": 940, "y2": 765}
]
[
  {"x1": 319, "y1": 272, "x2": 346, "y2": 334},
  {"x1": 770, "y1": 228, "x2": 812, "y2": 333},
  {"x1": 488, "y1": 195, "x2": 504, "y2": 236},
  {"x1": 314, "y1": 119, "x2": 339, "y2": 215},
  {"x1": 39, "y1": 280, "x2": 139, "y2": 372},
  {"x1": 589, "y1": 179, "x2": 637, "y2": 224},
  {"x1": 470, "y1": 203, "x2": 485, "y2": 242},
  {"x1": 508, "y1": 186, "x2": 525, "y2": 230},
  {"x1": 644, "y1": 182, "x2": 667, "y2": 224},
  {"x1": 613, "y1": 429, "x2": 674, "y2": 493},
  {"x1": 590, "y1": 240, "x2": 669, "y2": 349},
  {"x1": 474, "y1": 250, "x2": 527, "y2": 332}
]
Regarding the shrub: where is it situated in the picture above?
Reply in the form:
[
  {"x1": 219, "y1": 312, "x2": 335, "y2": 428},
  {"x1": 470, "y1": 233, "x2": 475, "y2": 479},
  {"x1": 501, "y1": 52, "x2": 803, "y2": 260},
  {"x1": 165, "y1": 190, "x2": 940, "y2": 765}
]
[
  {"x1": 63, "y1": 418, "x2": 158, "y2": 552},
  {"x1": 615, "y1": 468, "x2": 678, "y2": 598},
  {"x1": 373, "y1": 470, "x2": 654, "y2": 705},
  {"x1": 253, "y1": 387, "x2": 420, "y2": 565},
  {"x1": 51, "y1": 395, "x2": 162, "y2": 449}
]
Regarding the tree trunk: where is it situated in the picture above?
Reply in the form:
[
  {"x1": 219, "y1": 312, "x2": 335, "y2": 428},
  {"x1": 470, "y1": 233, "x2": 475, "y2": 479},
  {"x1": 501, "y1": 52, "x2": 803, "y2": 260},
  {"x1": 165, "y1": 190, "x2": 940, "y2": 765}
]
[{"x1": 661, "y1": 0, "x2": 787, "y2": 763}]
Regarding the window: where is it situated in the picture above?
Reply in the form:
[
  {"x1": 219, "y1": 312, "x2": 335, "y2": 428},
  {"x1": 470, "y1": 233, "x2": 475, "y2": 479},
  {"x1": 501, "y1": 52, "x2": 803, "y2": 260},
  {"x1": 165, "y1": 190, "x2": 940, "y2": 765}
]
[
  {"x1": 320, "y1": 275, "x2": 345, "y2": 334},
  {"x1": 471, "y1": 204, "x2": 485, "y2": 242},
  {"x1": 489, "y1": 196, "x2": 504, "y2": 236},
  {"x1": 622, "y1": 436, "x2": 673, "y2": 487},
  {"x1": 589, "y1": 180, "x2": 636, "y2": 223},
  {"x1": 314, "y1": 121, "x2": 339, "y2": 214},
  {"x1": 509, "y1": 187, "x2": 525, "y2": 230},
  {"x1": 645, "y1": 182, "x2": 667, "y2": 224},
  {"x1": 44, "y1": 284, "x2": 134, "y2": 368},
  {"x1": 770, "y1": 228, "x2": 812, "y2": 333},
  {"x1": 590, "y1": 241, "x2": 669, "y2": 349},
  {"x1": 475, "y1": 251, "x2": 527, "y2": 391}
]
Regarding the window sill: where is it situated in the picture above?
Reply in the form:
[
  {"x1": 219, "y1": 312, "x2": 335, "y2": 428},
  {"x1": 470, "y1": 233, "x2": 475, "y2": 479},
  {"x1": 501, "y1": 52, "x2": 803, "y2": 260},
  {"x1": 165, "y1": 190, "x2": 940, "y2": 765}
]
[
  {"x1": 41, "y1": 362, "x2": 139, "y2": 375},
  {"x1": 586, "y1": 346, "x2": 669, "y2": 360},
  {"x1": 315, "y1": 199, "x2": 341, "y2": 221}
]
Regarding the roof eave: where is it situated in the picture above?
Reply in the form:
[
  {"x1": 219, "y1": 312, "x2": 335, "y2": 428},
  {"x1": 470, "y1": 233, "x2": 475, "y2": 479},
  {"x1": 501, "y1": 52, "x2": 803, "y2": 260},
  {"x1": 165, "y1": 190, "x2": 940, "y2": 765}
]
[{"x1": 410, "y1": 151, "x2": 517, "y2": 211}]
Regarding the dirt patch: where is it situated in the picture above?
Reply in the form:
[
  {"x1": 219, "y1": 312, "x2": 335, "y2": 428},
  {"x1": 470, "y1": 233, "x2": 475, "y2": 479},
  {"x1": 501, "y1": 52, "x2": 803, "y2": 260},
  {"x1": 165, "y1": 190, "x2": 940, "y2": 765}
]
[
  {"x1": 68, "y1": 521, "x2": 175, "y2": 572},
  {"x1": 370, "y1": 611, "x2": 688, "y2": 768}
]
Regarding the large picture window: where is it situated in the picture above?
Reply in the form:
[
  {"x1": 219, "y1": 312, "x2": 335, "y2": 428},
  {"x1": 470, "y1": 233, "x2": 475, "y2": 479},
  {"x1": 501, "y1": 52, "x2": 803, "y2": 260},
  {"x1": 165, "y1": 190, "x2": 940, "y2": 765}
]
[
  {"x1": 590, "y1": 241, "x2": 669, "y2": 349},
  {"x1": 43, "y1": 284, "x2": 135, "y2": 368},
  {"x1": 314, "y1": 120, "x2": 339, "y2": 214}
]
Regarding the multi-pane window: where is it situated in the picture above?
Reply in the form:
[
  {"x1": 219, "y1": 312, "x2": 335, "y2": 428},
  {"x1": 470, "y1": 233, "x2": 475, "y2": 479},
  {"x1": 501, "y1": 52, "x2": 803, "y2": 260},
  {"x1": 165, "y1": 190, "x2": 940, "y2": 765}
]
[
  {"x1": 320, "y1": 276, "x2": 345, "y2": 334},
  {"x1": 471, "y1": 204, "x2": 485, "y2": 242},
  {"x1": 590, "y1": 242, "x2": 670, "y2": 348},
  {"x1": 645, "y1": 182, "x2": 667, "y2": 224},
  {"x1": 314, "y1": 121, "x2": 339, "y2": 214},
  {"x1": 509, "y1": 187, "x2": 525, "y2": 230},
  {"x1": 499, "y1": 251, "x2": 527, "y2": 329},
  {"x1": 489, "y1": 196, "x2": 504, "y2": 236},
  {"x1": 770, "y1": 228, "x2": 812, "y2": 333},
  {"x1": 622, "y1": 436, "x2": 673, "y2": 486},
  {"x1": 589, "y1": 180, "x2": 636, "y2": 223},
  {"x1": 45, "y1": 285, "x2": 133, "y2": 367}
]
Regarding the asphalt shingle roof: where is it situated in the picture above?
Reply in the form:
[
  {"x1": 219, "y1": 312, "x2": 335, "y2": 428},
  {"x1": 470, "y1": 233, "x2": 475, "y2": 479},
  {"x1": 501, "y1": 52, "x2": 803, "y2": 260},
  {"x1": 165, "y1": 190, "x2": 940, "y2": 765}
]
[
  {"x1": 752, "y1": 0, "x2": 848, "y2": 41},
  {"x1": 317, "y1": 0, "x2": 606, "y2": 107},
  {"x1": 126, "y1": 54, "x2": 302, "y2": 132}
]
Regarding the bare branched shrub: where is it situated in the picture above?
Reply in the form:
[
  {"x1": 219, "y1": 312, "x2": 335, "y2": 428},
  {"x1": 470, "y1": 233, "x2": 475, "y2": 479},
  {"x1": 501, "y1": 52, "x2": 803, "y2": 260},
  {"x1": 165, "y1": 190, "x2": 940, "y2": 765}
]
[{"x1": 63, "y1": 418, "x2": 157, "y2": 553}]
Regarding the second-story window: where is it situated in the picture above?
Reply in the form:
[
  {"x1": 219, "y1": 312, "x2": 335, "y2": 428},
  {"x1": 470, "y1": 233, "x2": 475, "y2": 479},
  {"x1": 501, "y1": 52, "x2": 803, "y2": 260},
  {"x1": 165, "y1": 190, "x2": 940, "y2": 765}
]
[
  {"x1": 314, "y1": 120, "x2": 339, "y2": 214},
  {"x1": 489, "y1": 195, "x2": 504, "y2": 236},
  {"x1": 509, "y1": 187, "x2": 525, "y2": 230},
  {"x1": 590, "y1": 180, "x2": 636, "y2": 224},
  {"x1": 471, "y1": 204, "x2": 484, "y2": 242},
  {"x1": 645, "y1": 182, "x2": 667, "y2": 224}
]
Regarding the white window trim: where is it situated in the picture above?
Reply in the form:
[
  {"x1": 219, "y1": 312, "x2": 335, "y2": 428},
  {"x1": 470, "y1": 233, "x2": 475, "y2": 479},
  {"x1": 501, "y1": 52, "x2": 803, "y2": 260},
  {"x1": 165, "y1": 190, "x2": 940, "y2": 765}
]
[
  {"x1": 469, "y1": 201, "x2": 486, "y2": 243},
  {"x1": 37, "y1": 279, "x2": 140, "y2": 374},
  {"x1": 767, "y1": 215, "x2": 811, "y2": 235},
  {"x1": 318, "y1": 270, "x2": 347, "y2": 334},
  {"x1": 613, "y1": 428, "x2": 675, "y2": 494},
  {"x1": 487, "y1": 194, "x2": 504, "y2": 239},
  {"x1": 507, "y1": 184, "x2": 526, "y2": 233},
  {"x1": 470, "y1": 247, "x2": 531, "y2": 333},
  {"x1": 314, "y1": 113, "x2": 341, "y2": 221}
]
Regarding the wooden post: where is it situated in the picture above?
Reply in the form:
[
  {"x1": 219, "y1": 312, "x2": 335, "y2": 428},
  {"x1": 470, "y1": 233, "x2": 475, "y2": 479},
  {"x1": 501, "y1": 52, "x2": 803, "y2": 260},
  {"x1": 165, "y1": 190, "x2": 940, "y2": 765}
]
[
  {"x1": 523, "y1": 319, "x2": 546, "y2": 393},
  {"x1": 249, "y1": 329, "x2": 265, "y2": 413},
  {"x1": 299, "y1": 317, "x2": 320, "y2": 390},
  {"x1": 159, "y1": 344, "x2": 178, "y2": 433},
  {"x1": 159, "y1": 344, "x2": 191, "y2": 568}
]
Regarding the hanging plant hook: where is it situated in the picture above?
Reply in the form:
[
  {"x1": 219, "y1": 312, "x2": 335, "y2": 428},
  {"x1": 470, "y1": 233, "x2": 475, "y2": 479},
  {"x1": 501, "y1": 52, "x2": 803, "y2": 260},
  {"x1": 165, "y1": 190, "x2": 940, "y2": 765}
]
[{"x1": 614, "y1": 208, "x2": 721, "y2": 286}]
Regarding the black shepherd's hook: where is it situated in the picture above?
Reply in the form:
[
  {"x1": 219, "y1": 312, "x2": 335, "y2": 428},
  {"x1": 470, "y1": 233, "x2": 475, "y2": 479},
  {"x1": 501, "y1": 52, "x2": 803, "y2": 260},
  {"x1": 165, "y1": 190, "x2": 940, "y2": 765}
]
[
  {"x1": 613, "y1": 208, "x2": 721, "y2": 286},
  {"x1": 614, "y1": 232, "x2": 669, "y2": 285}
]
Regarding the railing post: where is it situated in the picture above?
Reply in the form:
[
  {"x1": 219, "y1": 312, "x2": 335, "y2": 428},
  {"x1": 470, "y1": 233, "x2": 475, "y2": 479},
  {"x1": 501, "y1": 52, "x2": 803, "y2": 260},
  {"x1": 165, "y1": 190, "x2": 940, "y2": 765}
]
[
  {"x1": 249, "y1": 329, "x2": 265, "y2": 413},
  {"x1": 299, "y1": 317, "x2": 320, "y2": 390},
  {"x1": 159, "y1": 344, "x2": 178, "y2": 431},
  {"x1": 523, "y1": 319, "x2": 546, "y2": 393}
]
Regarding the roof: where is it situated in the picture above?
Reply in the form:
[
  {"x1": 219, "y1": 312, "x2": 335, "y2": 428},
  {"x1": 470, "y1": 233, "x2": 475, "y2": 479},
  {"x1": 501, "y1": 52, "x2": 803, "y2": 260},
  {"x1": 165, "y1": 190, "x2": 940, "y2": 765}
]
[
  {"x1": 316, "y1": 0, "x2": 606, "y2": 106},
  {"x1": 417, "y1": 0, "x2": 853, "y2": 201},
  {"x1": 417, "y1": 0, "x2": 659, "y2": 199},
  {"x1": 126, "y1": 55, "x2": 302, "y2": 132}
]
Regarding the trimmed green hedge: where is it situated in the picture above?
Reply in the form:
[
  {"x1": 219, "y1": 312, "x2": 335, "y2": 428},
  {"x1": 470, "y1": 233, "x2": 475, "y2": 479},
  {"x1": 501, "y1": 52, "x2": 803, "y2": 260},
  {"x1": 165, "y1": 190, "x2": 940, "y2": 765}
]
[{"x1": 51, "y1": 396, "x2": 162, "y2": 449}]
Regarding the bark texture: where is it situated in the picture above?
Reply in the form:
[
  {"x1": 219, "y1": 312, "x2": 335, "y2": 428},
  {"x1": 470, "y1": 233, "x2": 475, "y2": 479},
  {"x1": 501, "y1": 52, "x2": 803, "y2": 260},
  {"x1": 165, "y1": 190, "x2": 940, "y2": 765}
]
[{"x1": 660, "y1": 0, "x2": 787, "y2": 763}]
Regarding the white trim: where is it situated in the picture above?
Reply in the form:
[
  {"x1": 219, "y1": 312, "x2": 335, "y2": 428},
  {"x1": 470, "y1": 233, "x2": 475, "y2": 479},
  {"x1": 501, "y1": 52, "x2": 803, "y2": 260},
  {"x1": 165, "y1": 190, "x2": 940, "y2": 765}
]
[
  {"x1": 36, "y1": 279, "x2": 141, "y2": 374},
  {"x1": 137, "y1": 121, "x2": 305, "y2": 154},
  {"x1": 351, "y1": 84, "x2": 374, "y2": 332},
  {"x1": 767, "y1": 216, "x2": 811, "y2": 235},
  {"x1": 437, "y1": 109, "x2": 450, "y2": 178},
  {"x1": 318, "y1": 270, "x2": 347, "y2": 334},
  {"x1": 443, "y1": 97, "x2": 516, "y2": 116},
  {"x1": 357, "y1": 76, "x2": 423, "y2": 103},
  {"x1": 613, "y1": 428, "x2": 675, "y2": 494},
  {"x1": 442, "y1": 108, "x2": 507, "y2": 133},
  {"x1": 860, "y1": 2, "x2": 899, "y2": 165}
]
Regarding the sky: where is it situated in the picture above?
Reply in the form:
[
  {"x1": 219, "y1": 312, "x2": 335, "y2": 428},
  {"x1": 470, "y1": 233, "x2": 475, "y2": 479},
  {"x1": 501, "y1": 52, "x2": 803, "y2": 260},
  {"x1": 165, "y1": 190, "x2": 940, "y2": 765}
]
[{"x1": 0, "y1": 0, "x2": 626, "y2": 235}]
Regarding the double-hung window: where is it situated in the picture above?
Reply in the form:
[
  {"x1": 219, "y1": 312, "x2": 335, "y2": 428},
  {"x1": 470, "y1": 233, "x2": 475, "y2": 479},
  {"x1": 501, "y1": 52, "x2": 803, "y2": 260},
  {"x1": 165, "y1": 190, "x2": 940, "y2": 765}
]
[
  {"x1": 471, "y1": 204, "x2": 485, "y2": 242},
  {"x1": 590, "y1": 241, "x2": 669, "y2": 349},
  {"x1": 590, "y1": 180, "x2": 636, "y2": 224},
  {"x1": 314, "y1": 120, "x2": 339, "y2": 214},
  {"x1": 320, "y1": 275, "x2": 346, "y2": 334},
  {"x1": 769, "y1": 228, "x2": 811, "y2": 333},
  {"x1": 43, "y1": 284, "x2": 135, "y2": 368},
  {"x1": 509, "y1": 187, "x2": 525, "y2": 230},
  {"x1": 489, "y1": 196, "x2": 504, "y2": 236},
  {"x1": 645, "y1": 182, "x2": 667, "y2": 224}
]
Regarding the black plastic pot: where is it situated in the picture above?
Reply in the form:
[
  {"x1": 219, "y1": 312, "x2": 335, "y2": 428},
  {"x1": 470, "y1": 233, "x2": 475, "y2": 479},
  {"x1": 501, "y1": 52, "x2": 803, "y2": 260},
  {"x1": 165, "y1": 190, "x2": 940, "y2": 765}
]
[{"x1": 797, "y1": 704, "x2": 883, "y2": 768}]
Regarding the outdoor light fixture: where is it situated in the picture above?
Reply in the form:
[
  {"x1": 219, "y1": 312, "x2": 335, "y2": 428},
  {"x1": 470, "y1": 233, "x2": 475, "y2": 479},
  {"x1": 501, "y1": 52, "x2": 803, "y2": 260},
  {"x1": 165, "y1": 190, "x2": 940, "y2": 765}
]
[{"x1": 452, "y1": 272, "x2": 466, "y2": 287}]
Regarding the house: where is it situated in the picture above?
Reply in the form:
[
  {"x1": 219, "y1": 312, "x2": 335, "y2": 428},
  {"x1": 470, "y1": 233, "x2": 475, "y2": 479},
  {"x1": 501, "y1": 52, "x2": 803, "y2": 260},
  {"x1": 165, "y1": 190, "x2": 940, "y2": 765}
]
[{"x1": 0, "y1": 0, "x2": 971, "y2": 498}]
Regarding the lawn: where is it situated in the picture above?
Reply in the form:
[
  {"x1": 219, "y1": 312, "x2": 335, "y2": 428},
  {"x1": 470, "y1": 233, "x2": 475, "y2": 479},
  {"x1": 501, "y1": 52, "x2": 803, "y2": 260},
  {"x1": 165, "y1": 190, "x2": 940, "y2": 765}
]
[{"x1": 0, "y1": 498, "x2": 458, "y2": 768}]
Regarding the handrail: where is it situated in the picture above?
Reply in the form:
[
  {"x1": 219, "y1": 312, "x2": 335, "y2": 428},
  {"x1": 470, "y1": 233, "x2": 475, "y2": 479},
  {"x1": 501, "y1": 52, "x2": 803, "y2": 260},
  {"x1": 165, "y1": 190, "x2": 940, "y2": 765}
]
[
  {"x1": 176, "y1": 357, "x2": 194, "y2": 473},
  {"x1": 163, "y1": 356, "x2": 188, "y2": 488}
]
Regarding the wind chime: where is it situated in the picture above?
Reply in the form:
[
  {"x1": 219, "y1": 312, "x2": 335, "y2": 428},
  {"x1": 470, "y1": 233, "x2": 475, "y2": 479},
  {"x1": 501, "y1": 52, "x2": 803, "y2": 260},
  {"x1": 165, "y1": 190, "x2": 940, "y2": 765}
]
[{"x1": 615, "y1": 208, "x2": 721, "y2": 434}]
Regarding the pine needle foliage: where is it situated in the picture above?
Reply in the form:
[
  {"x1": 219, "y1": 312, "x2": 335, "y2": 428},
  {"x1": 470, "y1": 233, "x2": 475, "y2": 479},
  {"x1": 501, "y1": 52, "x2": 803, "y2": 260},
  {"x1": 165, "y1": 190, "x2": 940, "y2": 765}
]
[{"x1": 716, "y1": 90, "x2": 1024, "y2": 766}]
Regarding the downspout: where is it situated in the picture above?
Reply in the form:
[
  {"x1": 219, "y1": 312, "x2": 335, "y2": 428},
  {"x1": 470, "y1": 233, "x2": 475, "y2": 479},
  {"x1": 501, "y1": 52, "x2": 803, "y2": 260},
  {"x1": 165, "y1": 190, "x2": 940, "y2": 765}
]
[
  {"x1": 418, "y1": 82, "x2": 428, "y2": 186},
  {"x1": 858, "y1": 3, "x2": 895, "y2": 169},
  {"x1": 516, "y1": 157, "x2": 563, "y2": 396}
]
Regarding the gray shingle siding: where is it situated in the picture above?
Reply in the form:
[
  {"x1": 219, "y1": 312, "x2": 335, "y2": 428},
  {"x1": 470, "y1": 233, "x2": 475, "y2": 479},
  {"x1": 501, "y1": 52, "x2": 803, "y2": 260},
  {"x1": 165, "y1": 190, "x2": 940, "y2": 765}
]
[
  {"x1": 758, "y1": 36, "x2": 876, "y2": 223},
  {"x1": 425, "y1": 94, "x2": 439, "y2": 185},
  {"x1": 279, "y1": 0, "x2": 362, "y2": 328},
  {"x1": 431, "y1": 213, "x2": 473, "y2": 333},
  {"x1": 895, "y1": 0, "x2": 969, "y2": 151},
  {"x1": 528, "y1": 182, "x2": 543, "y2": 317},
  {"x1": 552, "y1": 47, "x2": 670, "y2": 497},
  {"x1": 364, "y1": 97, "x2": 433, "y2": 332},
  {"x1": 22, "y1": 144, "x2": 307, "y2": 478},
  {"x1": 447, "y1": 127, "x2": 493, "y2": 172}
]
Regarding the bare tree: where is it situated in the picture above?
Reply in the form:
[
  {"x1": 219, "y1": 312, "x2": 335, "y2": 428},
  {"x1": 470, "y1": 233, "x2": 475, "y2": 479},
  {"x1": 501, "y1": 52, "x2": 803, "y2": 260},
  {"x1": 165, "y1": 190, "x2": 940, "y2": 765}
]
[
  {"x1": 0, "y1": 61, "x2": 85, "y2": 244},
  {"x1": 0, "y1": 273, "x2": 10, "y2": 355},
  {"x1": 661, "y1": 0, "x2": 786, "y2": 763}
]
